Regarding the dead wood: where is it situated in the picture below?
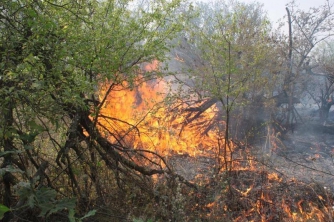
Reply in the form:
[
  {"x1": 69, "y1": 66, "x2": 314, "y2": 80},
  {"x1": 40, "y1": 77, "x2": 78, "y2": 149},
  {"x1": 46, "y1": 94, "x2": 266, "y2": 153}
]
[{"x1": 77, "y1": 110, "x2": 198, "y2": 190}]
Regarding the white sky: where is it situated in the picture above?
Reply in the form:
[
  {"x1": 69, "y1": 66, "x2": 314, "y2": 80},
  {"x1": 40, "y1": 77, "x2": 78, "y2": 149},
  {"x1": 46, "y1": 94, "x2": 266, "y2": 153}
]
[
  {"x1": 197, "y1": 0, "x2": 334, "y2": 23},
  {"x1": 240, "y1": 0, "x2": 333, "y2": 24}
]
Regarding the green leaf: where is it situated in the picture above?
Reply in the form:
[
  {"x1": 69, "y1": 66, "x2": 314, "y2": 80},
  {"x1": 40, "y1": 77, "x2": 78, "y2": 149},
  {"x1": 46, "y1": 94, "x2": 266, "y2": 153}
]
[
  {"x1": 38, "y1": 202, "x2": 54, "y2": 217},
  {"x1": 35, "y1": 187, "x2": 57, "y2": 202},
  {"x1": 80, "y1": 209, "x2": 96, "y2": 220},
  {"x1": 35, "y1": 188, "x2": 76, "y2": 217},
  {"x1": 31, "y1": 82, "x2": 41, "y2": 89},
  {"x1": 0, "y1": 204, "x2": 10, "y2": 220},
  {"x1": 0, "y1": 150, "x2": 22, "y2": 157},
  {"x1": 27, "y1": 194, "x2": 35, "y2": 209},
  {"x1": 20, "y1": 132, "x2": 38, "y2": 144},
  {"x1": 0, "y1": 165, "x2": 24, "y2": 177},
  {"x1": 47, "y1": 198, "x2": 76, "y2": 217},
  {"x1": 28, "y1": 121, "x2": 45, "y2": 133},
  {"x1": 24, "y1": 145, "x2": 34, "y2": 150},
  {"x1": 68, "y1": 209, "x2": 75, "y2": 222}
]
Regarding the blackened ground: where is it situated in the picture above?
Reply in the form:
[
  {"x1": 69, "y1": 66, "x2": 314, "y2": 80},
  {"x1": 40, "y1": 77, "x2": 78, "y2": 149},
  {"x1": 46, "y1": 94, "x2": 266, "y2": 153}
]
[{"x1": 258, "y1": 121, "x2": 334, "y2": 192}]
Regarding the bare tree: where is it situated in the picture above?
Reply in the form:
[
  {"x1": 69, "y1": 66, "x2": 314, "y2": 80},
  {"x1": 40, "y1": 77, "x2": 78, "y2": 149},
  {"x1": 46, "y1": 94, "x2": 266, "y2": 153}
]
[
  {"x1": 278, "y1": 0, "x2": 334, "y2": 127},
  {"x1": 306, "y1": 40, "x2": 334, "y2": 123}
]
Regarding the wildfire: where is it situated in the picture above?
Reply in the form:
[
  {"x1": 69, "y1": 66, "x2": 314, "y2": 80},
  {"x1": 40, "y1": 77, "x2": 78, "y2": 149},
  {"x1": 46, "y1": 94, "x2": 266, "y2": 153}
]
[
  {"x1": 96, "y1": 61, "x2": 220, "y2": 156},
  {"x1": 94, "y1": 61, "x2": 334, "y2": 221}
]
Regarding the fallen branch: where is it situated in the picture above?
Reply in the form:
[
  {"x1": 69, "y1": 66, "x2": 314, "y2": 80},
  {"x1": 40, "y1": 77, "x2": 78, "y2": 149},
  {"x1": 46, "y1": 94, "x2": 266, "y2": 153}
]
[{"x1": 79, "y1": 111, "x2": 198, "y2": 189}]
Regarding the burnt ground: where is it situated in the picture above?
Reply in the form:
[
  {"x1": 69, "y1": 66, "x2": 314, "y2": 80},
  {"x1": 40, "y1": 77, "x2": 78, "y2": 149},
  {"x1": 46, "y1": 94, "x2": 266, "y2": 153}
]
[
  {"x1": 168, "y1": 120, "x2": 334, "y2": 187},
  {"x1": 168, "y1": 120, "x2": 334, "y2": 186},
  {"x1": 261, "y1": 121, "x2": 334, "y2": 191},
  {"x1": 167, "y1": 121, "x2": 334, "y2": 221}
]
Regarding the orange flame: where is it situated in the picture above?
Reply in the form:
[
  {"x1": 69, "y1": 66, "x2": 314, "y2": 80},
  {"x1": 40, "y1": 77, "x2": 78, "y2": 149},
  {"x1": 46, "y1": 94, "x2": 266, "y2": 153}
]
[
  {"x1": 96, "y1": 60, "x2": 220, "y2": 156},
  {"x1": 94, "y1": 61, "x2": 333, "y2": 222}
]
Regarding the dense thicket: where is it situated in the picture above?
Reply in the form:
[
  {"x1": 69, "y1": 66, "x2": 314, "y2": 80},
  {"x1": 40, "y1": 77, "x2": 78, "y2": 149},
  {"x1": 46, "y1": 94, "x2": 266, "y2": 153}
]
[
  {"x1": 0, "y1": 0, "x2": 185, "y2": 221},
  {"x1": 1, "y1": 0, "x2": 334, "y2": 221}
]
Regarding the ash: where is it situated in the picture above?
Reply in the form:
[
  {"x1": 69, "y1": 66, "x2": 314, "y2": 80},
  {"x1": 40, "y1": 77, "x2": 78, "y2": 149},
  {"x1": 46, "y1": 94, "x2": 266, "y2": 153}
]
[{"x1": 259, "y1": 120, "x2": 334, "y2": 193}]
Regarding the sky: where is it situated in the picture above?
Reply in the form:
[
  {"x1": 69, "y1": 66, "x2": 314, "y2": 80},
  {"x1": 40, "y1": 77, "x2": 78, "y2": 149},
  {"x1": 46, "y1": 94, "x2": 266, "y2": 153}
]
[
  {"x1": 240, "y1": 0, "x2": 332, "y2": 25},
  {"x1": 138, "y1": 0, "x2": 331, "y2": 23}
]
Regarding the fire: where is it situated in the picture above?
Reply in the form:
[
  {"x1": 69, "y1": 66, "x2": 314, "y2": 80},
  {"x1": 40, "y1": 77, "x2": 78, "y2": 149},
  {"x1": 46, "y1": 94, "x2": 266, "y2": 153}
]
[
  {"x1": 93, "y1": 61, "x2": 334, "y2": 221},
  {"x1": 96, "y1": 61, "x2": 220, "y2": 156},
  {"x1": 267, "y1": 172, "x2": 282, "y2": 183}
]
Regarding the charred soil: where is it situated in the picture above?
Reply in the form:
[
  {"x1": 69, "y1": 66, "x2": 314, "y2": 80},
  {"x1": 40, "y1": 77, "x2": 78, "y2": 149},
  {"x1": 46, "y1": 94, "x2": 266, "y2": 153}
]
[{"x1": 167, "y1": 121, "x2": 334, "y2": 221}]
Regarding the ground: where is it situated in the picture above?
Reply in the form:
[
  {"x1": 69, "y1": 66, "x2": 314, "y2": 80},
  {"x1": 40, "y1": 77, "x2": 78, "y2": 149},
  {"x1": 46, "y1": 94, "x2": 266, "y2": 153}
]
[
  {"x1": 267, "y1": 122, "x2": 334, "y2": 191},
  {"x1": 166, "y1": 109, "x2": 334, "y2": 221}
]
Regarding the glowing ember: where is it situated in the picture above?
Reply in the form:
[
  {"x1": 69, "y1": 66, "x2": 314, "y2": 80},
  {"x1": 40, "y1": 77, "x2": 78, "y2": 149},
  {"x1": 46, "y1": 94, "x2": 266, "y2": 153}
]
[{"x1": 267, "y1": 172, "x2": 282, "y2": 182}]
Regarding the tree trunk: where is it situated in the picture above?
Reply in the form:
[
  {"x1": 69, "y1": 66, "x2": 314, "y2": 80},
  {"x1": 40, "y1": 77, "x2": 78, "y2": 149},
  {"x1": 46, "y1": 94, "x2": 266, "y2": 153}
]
[
  {"x1": 1, "y1": 102, "x2": 15, "y2": 222},
  {"x1": 320, "y1": 100, "x2": 333, "y2": 123},
  {"x1": 285, "y1": 7, "x2": 295, "y2": 131}
]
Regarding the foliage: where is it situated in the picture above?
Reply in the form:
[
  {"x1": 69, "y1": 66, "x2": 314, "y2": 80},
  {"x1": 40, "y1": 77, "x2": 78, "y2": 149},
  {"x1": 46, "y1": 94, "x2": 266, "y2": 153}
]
[
  {"x1": 168, "y1": 0, "x2": 276, "y2": 173},
  {"x1": 69, "y1": 209, "x2": 96, "y2": 222},
  {"x1": 1, "y1": 0, "x2": 334, "y2": 221},
  {"x1": 0, "y1": 0, "x2": 186, "y2": 220},
  {"x1": 15, "y1": 181, "x2": 76, "y2": 217},
  {"x1": 132, "y1": 219, "x2": 154, "y2": 222},
  {"x1": 178, "y1": 0, "x2": 274, "y2": 103},
  {"x1": 0, "y1": 204, "x2": 10, "y2": 220}
]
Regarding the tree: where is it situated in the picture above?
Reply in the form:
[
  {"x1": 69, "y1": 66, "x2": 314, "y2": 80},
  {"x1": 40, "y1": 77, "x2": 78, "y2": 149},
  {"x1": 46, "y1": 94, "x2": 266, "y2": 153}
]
[
  {"x1": 168, "y1": 0, "x2": 275, "y2": 173},
  {"x1": 276, "y1": 0, "x2": 334, "y2": 127},
  {"x1": 306, "y1": 40, "x2": 334, "y2": 122},
  {"x1": 0, "y1": 0, "x2": 185, "y2": 220}
]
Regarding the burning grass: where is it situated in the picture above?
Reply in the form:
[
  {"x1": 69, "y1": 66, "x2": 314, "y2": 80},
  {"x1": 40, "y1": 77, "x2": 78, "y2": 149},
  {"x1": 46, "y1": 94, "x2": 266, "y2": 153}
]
[
  {"x1": 166, "y1": 148, "x2": 334, "y2": 221},
  {"x1": 210, "y1": 170, "x2": 333, "y2": 221},
  {"x1": 91, "y1": 75, "x2": 334, "y2": 221}
]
